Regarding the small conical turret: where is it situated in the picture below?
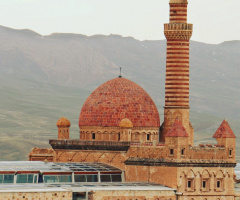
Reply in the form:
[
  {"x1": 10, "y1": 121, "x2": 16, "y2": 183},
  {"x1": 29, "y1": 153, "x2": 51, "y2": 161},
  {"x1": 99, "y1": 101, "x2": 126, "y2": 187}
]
[
  {"x1": 213, "y1": 120, "x2": 236, "y2": 159},
  {"x1": 213, "y1": 120, "x2": 236, "y2": 138}
]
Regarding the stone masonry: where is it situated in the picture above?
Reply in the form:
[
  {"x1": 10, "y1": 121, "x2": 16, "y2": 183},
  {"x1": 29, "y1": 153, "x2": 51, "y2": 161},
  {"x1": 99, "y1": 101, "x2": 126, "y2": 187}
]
[{"x1": 28, "y1": 1, "x2": 237, "y2": 200}]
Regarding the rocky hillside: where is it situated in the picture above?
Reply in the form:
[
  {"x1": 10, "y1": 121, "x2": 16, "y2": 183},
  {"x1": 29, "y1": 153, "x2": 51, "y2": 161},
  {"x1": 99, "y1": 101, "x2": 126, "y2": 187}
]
[{"x1": 0, "y1": 25, "x2": 240, "y2": 160}]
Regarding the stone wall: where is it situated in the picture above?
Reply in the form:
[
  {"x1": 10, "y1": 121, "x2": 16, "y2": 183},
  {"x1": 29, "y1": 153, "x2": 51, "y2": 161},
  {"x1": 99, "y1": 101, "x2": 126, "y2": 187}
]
[
  {"x1": 0, "y1": 191, "x2": 72, "y2": 200},
  {"x1": 29, "y1": 141, "x2": 236, "y2": 166},
  {"x1": 80, "y1": 126, "x2": 159, "y2": 143},
  {"x1": 177, "y1": 167, "x2": 235, "y2": 196},
  {"x1": 90, "y1": 190, "x2": 176, "y2": 200}
]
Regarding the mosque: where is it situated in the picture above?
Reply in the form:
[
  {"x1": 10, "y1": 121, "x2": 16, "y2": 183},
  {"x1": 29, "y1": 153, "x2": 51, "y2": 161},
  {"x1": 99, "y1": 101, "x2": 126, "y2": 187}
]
[{"x1": 26, "y1": 0, "x2": 238, "y2": 200}]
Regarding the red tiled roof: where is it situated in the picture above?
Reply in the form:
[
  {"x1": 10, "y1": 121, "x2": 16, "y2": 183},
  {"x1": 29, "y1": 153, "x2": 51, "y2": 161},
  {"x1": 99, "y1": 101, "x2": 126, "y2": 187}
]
[
  {"x1": 165, "y1": 117, "x2": 189, "y2": 137},
  {"x1": 79, "y1": 77, "x2": 160, "y2": 127},
  {"x1": 213, "y1": 120, "x2": 236, "y2": 138}
]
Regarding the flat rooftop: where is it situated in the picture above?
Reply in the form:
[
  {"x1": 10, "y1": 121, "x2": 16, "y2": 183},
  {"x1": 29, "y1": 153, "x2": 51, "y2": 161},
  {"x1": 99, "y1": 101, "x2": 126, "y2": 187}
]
[
  {"x1": 0, "y1": 182, "x2": 175, "y2": 193},
  {"x1": 0, "y1": 161, "x2": 122, "y2": 173}
]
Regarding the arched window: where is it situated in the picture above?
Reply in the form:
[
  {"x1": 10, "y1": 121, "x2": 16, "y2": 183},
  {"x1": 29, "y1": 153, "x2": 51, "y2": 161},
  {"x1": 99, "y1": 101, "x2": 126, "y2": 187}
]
[
  {"x1": 186, "y1": 170, "x2": 196, "y2": 192},
  {"x1": 181, "y1": 148, "x2": 185, "y2": 156},
  {"x1": 215, "y1": 170, "x2": 224, "y2": 191},
  {"x1": 201, "y1": 170, "x2": 211, "y2": 191},
  {"x1": 147, "y1": 134, "x2": 150, "y2": 141},
  {"x1": 118, "y1": 133, "x2": 120, "y2": 141}
]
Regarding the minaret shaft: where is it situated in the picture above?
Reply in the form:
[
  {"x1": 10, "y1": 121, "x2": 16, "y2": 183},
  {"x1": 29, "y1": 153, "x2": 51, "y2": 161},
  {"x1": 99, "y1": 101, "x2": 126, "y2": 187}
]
[
  {"x1": 160, "y1": 0, "x2": 194, "y2": 145},
  {"x1": 165, "y1": 39, "x2": 190, "y2": 107},
  {"x1": 169, "y1": 2, "x2": 188, "y2": 23}
]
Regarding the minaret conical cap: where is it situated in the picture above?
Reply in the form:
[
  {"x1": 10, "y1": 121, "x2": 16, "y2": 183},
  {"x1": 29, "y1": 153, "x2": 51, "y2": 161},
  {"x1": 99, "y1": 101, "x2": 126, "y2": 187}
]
[
  {"x1": 213, "y1": 120, "x2": 236, "y2": 138},
  {"x1": 169, "y1": 0, "x2": 188, "y2": 4}
]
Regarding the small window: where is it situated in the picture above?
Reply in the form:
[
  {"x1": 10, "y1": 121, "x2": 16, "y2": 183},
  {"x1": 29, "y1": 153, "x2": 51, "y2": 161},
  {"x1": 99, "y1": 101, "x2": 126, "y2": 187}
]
[
  {"x1": 86, "y1": 175, "x2": 98, "y2": 182},
  {"x1": 92, "y1": 133, "x2": 95, "y2": 140},
  {"x1": 100, "y1": 174, "x2": 122, "y2": 182},
  {"x1": 215, "y1": 178, "x2": 224, "y2": 191},
  {"x1": 147, "y1": 134, "x2": 150, "y2": 141},
  {"x1": 75, "y1": 175, "x2": 86, "y2": 182},
  {"x1": 44, "y1": 175, "x2": 57, "y2": 183},
  {"x1": 73, "y1": 193, "x2": 86, "y2": 199},
  {"x1": 0, "y1": 174, "x2": 14, "y2": 184},
  {"x1": 44, "y1": 175, "x2": 72, "y2": 183},
  {"x1": 111, "y1": 174, "x2": 122, "y2": 182},
  {"x1": 59, "y1": 175, "x2": 72, "y2": 183},
  {"x1": 170, "y1": 149, "x2": 174, "y2": 155},
  {"x1": 17, "y1": 174, "x2": 34, "y2": 184},
  {"x1": 188, "y1": 180, "x2": 192, "y2": 188},
  {"x1": 62, "y1": 130, "x2": 65, "y2": 133},
  {"x1": 118, "y1": 133, "x2": 120, "y2": 141},
  {"x1": 217, "y1": 180, "x2": 221, "y2": 188},
  {"x1": 100, "y1": 175, "x2": 111, "y2": 182},
  {"x1": 186, "y1": 178, "x2": 195, "y2": 191},
  {"x1": 229, "y1": 149, "x2": 232, "y2": 156},
  {"x1": 202, "y1": 180, "x2": 206, "y2": 188},
  {"x1": 181, "y1": 148, "x2": 184, "y2": 155},
  {"x1": 0, "y1": 175, "x2": 3, "y2": 183}
]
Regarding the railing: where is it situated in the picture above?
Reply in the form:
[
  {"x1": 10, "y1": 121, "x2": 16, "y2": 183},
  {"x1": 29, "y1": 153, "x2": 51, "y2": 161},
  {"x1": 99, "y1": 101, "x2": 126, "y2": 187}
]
[
  {"x1": 49, "y1": 140, "x2": 131, "y2": 151},
  {"x1": 50, "y1": 140, "x2": 169, "y2": 147},
  {"x1": 49, "y1": 140, "x2": 131, "y2": 146},
  {"x1": 164, "y1": 23, "x2": 193, "y2": 31}
]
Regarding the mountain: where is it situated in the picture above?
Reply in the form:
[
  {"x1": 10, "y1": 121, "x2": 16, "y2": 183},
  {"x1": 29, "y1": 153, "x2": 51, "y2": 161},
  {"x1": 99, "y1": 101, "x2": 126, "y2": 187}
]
[{"x1": 0, "y1": 25, "x2": 240, "y2": 160}]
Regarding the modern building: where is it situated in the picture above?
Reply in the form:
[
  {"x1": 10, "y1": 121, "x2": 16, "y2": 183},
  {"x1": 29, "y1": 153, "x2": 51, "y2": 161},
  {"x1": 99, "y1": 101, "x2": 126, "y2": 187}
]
[
  {"x1": 0, "y1": 161, "x2": 177, "y2": 200},
  {"x1": 27, "y1": 0, "x2": 237, "y2": 200}
]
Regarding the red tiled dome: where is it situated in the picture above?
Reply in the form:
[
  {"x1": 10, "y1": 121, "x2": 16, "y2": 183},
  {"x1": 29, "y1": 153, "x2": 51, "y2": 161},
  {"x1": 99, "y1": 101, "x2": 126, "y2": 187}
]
[
  {"x1": 57, "y1": 117, "x2": 71, "y2": 127},
  {"x1": 79, "y1": 77, "x2": 160, "y2": 127}
]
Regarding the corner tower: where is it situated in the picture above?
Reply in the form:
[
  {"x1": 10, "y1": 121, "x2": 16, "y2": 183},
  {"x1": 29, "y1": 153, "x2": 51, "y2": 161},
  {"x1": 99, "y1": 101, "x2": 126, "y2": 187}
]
[{"x1": 160, "y1": 0, "x2": 194, "y2": 145}]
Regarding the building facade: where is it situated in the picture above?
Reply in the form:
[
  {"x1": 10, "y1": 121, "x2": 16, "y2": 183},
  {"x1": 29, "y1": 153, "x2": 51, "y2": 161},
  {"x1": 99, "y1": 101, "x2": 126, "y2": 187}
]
[{"x1": 29, "y1": 0, "x2": 237, "y2": 200}]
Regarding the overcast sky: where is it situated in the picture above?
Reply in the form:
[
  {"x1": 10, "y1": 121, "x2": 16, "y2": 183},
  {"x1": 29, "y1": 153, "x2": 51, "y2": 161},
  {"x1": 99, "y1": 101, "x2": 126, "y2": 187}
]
[{"x1": 0, "y1": 0, "x2": 239, "y2": 44}]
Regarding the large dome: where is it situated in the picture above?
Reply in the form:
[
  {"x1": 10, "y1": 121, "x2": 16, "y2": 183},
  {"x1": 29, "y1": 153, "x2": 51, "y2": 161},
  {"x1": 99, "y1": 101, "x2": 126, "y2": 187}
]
[{"x1": 79, "y1": 77, "x2": 160, "y2": 127}]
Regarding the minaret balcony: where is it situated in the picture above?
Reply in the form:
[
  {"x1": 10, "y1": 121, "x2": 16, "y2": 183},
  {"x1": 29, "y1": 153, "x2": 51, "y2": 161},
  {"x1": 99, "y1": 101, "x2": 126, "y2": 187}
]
[{"x1": 164, "y1": 23, "x2": 193, "y2": 40}]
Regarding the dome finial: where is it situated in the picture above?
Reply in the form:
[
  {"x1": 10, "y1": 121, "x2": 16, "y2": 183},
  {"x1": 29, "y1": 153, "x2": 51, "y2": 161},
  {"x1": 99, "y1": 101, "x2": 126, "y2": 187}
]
[{"x1": 119, "y1": 67, "x2": 122, "y2": 78}]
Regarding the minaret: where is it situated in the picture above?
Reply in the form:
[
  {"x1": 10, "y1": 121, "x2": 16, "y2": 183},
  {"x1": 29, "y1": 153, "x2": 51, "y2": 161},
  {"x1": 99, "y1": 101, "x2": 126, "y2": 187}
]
[{"x1": 160, "y1": 0, "x2": 194, "y2": 145}]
